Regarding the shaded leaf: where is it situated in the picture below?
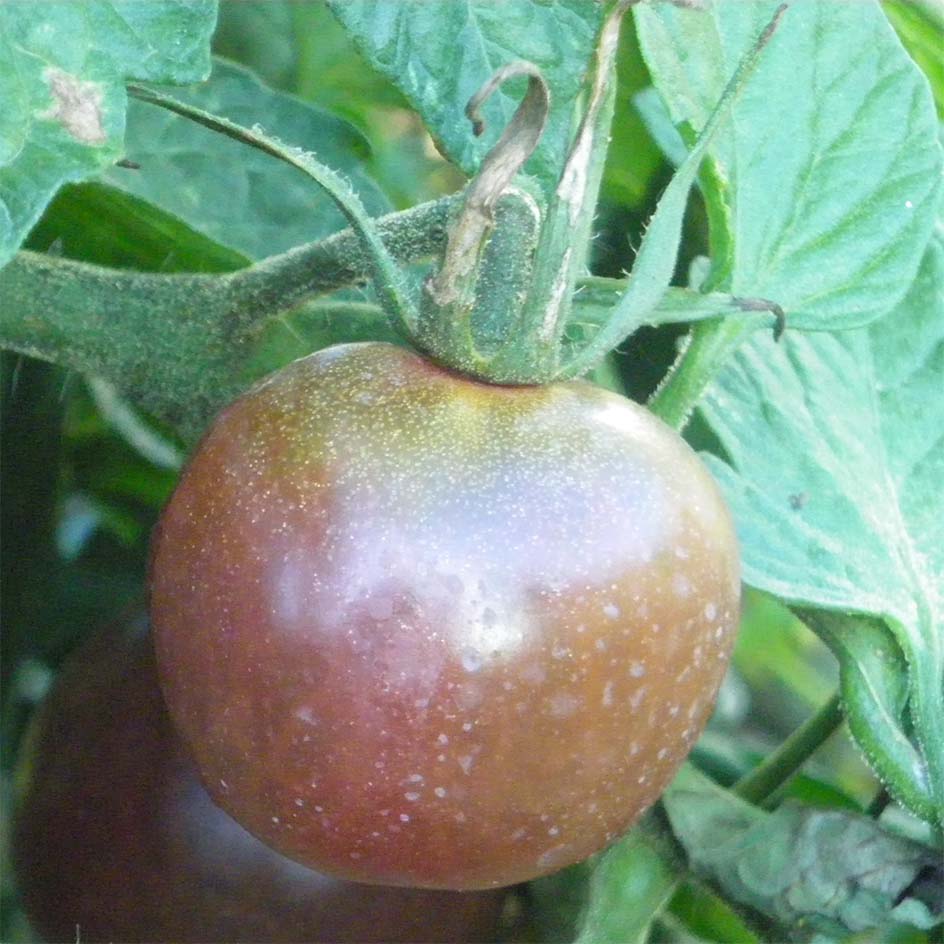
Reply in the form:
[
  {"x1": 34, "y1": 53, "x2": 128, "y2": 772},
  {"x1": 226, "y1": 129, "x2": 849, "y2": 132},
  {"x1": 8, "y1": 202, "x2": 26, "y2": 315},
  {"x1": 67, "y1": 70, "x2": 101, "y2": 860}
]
[
  {"x1": 665, "y1": 766, "x2": 943, "y2": 941},
  {"x1": 530, "y1": 813, "x2": 684, "y2": 944},
  {"x1": 601, "y1": 17, "x2": 664, "y2": 210},
  {"x1": 26, "y1": 181, "x2": 247, "y2": 273},
  {"x1": 244, "y1": 299, "x2": 403, "y2": 381},
  {"x1": 635, "y1": 0, "x2": 941, "y2": 329},
  {"x1": 574, "y1": 818, "x2": 682, "y2": 944},
  {"x1": 213, "y1": 0, "x2": 300, "y2": 92},
  {"x1": 667, "y1": 879, "x2": 762, "y2": 944},
  {"x1": 0, "y1": 0, "x2": 216, "y2": 268},
  {"x1": 700, "y1": 234, "x2": 944, "y2": 821},
  {"x1": 106, "y1": 59, "x2": 390, "y2": 259},
  {"x1": 326, "y1": 0, "x2": 604, "y2": 195}
]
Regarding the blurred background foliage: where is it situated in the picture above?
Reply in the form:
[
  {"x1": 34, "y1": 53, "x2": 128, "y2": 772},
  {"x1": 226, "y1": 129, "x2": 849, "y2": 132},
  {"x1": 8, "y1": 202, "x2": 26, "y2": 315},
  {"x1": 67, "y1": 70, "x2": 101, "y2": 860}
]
[{"x1": 2, "y1": 2, "x2": 935, "y2": 941}]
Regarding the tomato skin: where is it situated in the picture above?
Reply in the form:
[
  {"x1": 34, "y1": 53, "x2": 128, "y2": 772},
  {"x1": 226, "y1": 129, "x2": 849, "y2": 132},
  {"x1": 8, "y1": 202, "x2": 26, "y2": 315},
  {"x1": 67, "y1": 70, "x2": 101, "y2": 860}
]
[
  {"x1": 150, "y1": 342, "x2": 740, "y2": 890},
  {"x1": 12, "y1": 614, "x2": 505, "y2": 943}
]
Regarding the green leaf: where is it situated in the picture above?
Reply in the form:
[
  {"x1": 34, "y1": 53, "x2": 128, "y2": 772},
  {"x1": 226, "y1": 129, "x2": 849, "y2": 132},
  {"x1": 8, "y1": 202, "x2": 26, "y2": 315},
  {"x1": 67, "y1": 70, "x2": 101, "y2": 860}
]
[
  {"x1": 215, "y1": 0, "x2": 462, "y2": 210},
  {"x1": 243, "y1": 299, "x2": 403, "y2": 381},
  {"x1": 0, "y1": 0, "x2": 216, "y2": 269},
  {"x1": 700, "y1": 233, "x2": 944, "y2": 822},
  {"x1": 326, "y1": 0, "x2": 604, "y2": 195},
  {"x1": 574, "y1": 819, "x2": 683, "y2": 944},
  {"x1": 213, "y1": 0, "x2": 300, "y2": 93},
  {"x1": 26, "y1": 181, "x2": 247, "y2": 273},
  {"x1": 632, "y1": 86, "x2": 687, "y2": 169},
  {"x1": 635, "y1": 0, "x2": 942, "y2": 329},
  {"x1": 883, "y1": 0, "x2": 944, "y2": 119},
  {"x1": 664, "y1": 766, "x2": 943, "y2": 941},
  {"x1": 801, "y1": 611, "x2": 924, "y2": 819},
  {"x1": 600, "y1": 17, "x2": 664, "y2": 210},
  {"x1": 667, "y1": 880, "x2": 762, "y2": 944},
  {"x1": 530, "y1": 814, "x2": 684, "y2": 944},
  {"x1": 105, "y1": 59, "x2": 390, "y2": 259}
]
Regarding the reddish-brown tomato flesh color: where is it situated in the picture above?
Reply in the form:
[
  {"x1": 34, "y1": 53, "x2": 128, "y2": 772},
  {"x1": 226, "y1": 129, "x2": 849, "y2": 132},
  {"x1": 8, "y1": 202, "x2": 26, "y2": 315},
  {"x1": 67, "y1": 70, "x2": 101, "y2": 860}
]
[
  {"x1": 12, "y1": 614, "x2": 505, "y2": 943},
  {"x1": 149, "y1": 342, "x2": 740, "y2": 890}
]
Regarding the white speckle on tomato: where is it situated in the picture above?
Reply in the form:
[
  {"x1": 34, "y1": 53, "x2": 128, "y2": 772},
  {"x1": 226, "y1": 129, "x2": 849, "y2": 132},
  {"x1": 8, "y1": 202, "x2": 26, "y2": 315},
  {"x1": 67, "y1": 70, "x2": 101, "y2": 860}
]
[
  {"x1": 460, "y1": 648, "x2": 484, "y2": 672},
  {"x1": 548, "y1": 692, "x2": 580, "y2": 718}
]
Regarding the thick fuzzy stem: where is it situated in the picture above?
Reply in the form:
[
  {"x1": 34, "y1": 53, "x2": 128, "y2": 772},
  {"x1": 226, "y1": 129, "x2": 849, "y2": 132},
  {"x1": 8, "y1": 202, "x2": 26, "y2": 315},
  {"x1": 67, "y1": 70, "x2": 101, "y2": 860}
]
[
  {"x1": 0, "y1": 199, "x2": 452, "y2": 441},
  {"x1": 128, "y1": 84, "x2": 421, "y2": 337},
  {"x1": 419, "y1": 63, "x2": 549, "y2": 373}
]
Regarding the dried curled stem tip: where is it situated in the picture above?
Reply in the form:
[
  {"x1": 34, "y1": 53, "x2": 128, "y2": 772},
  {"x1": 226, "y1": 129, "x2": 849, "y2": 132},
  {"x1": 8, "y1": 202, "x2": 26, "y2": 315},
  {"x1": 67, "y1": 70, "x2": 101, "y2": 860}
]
[
  {"x1": 465, "y1": 60, "x2": 548, "y2": 136},
  {"x1": 426, "y1": 62, "x2": 549, "y2": 309},
  {"x1": 463, "y1": 61, "x2": 550, "y2": 210},
  {"x1": 734, "y1": 296, "x2": 787, "y2": 340}
]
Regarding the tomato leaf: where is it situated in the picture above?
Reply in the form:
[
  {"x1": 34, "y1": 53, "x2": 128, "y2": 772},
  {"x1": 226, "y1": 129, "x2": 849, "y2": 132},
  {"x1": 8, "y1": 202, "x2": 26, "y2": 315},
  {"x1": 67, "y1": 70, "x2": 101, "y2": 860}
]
[
  {"x1": 883, "y1": 0, "x2": 944, "y2": 118},
  {"x1": 0, "y1": 0, "x2": 216, "y2": 270},
  {"x1": 667, "y1": 880, "x2": 763, "y2": 944},
  {"x1": 26, "y1": 182, "x2": 248, "y2": 273},
  {"x1": 530, "y1": 814, "x2": 684, "y2": 944},
  {"x1": 664, "y1": 766, "x2": 943, "y2": 940},
  {"x1": 632, "y1": 86, "x2": 687, "y2": 169},
  {"x1": 325, "y1": 0, "x2": 603, "y2": 196},
  {"x1": 700, "y1": 233, "x2": 944, "y2": 823},
  {"x1": 243, "y1": 299, "x2": 403, "y2": 382},
  {"x1": 574, "y1": 820, "x2": 682, "y2": 944},
  {"x1": 635, "y1": 0, "x2": 941, "y2": 330},
  {"x1": 800, "y1": 611, "x2": 928, "y2": 819},
  {"x1": 600, "y1": 18, "x2": 663, "y2": 211},
  {"x1": 106, "y1": 59, "x2": 390, "y2": 259}
]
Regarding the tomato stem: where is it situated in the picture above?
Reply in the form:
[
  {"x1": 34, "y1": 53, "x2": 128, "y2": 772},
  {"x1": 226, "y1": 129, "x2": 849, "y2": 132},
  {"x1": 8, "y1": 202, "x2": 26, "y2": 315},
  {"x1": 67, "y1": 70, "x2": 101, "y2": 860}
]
[
  {"x1": 424, "y1": 63, "x2": 548, "y2": 313},
  {"x1": 733, "y1": 692, "x2": 845, "y2": 805},
  {"x1": 647, "y1": 317, "x2": 752, "y2": 431},
  {"x1": 126, "y1": 85, "x2": 422, "y2": 340}
]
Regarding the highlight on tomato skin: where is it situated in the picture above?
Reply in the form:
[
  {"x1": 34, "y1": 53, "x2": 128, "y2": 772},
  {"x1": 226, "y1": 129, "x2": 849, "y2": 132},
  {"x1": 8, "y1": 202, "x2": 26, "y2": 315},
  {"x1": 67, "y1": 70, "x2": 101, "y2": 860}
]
[
  {"x1": 150, "y1": 341, "x2": 741, "y2": 890},
  {"x1": 12, "y1": 613, "x2": 506, "y2": 944}
]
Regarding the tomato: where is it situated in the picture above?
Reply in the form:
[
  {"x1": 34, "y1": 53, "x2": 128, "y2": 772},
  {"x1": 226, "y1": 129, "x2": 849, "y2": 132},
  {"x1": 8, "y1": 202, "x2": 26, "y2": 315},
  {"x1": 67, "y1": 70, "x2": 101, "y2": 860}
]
[
  {"x1": 149, "y1": 341, "x2": 739, "y2": 890},
  {"x1": 12, "y1": 614, "x2": 506, "y2": 944}
]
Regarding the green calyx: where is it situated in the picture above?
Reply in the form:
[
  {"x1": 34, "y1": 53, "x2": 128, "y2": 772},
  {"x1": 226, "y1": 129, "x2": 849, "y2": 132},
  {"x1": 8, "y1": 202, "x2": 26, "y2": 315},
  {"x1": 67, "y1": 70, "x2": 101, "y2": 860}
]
[
  {"x1": 408, "y1": 1, "x2": 787, "y2": 387},
  {"x1": 0, "y1": 4, "x2": 790, "y2": 445}
]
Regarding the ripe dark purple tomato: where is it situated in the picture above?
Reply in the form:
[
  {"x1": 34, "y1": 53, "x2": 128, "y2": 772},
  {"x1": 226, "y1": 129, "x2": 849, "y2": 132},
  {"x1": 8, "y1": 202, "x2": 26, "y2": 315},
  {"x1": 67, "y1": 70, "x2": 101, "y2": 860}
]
[
  {"x1": 12, "y1": 614, "x2": 506, "y2": 943},
  {"x1": 150, "y1": 342, "x2": 740, "y2": 889}
]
